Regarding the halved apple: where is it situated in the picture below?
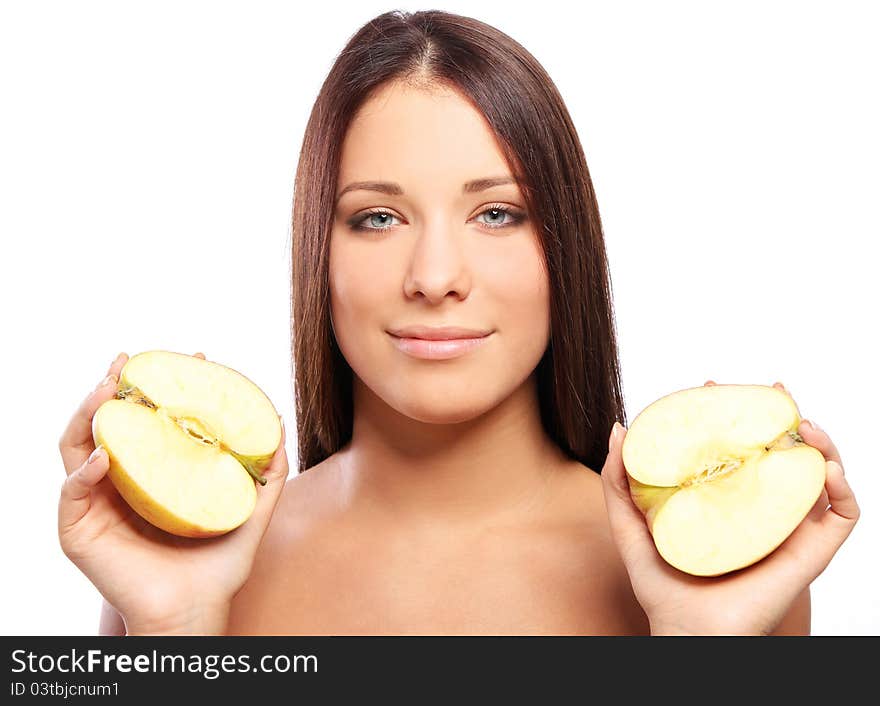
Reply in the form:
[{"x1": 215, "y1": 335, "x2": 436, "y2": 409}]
[
  {"x1": 622, "y1": 384, "x2": 826, "y2": 577},
  {"x1": 92, "y1": 350, "x2": 282, "y2": 538}
]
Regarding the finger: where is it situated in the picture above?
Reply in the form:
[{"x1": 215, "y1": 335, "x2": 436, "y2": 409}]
[
  {"x1": 193, "y1": 352, "x2": 206, "y2": 359},
  {"x1": 229, "y1": 416, "x2": 290, "y2": 548},
  {"x1": 58, "y1": 353, "x2": 129, "y2": 475},
  {"x1": 797, "y1": 418, "x2": 843, "y2": 469},
  {"x1": 704, "y1": 380, "x2": 717, "y2": 386},
  {"x1": 58, "y1": 446, "x2": 111, "y2": 535},
  {"x1": 823, "y1": 461, "x2": 859, "y2": 523},
  {"x1": 600, "y1": 424, "x2": 665, "y2": 572},
  {"x1": 772, "y1": 461, "x2": 859, "y2": 586},
  {"x1": 807, "y1": 486, "x2": 830, "y2": 522},
  {"x1": 767, "y1": 382, "x2": 841, "y2": 476}
]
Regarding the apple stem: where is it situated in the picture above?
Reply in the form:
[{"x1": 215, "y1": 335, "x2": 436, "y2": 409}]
[
  {"x1": 764, "y1": 430, "x2": 805, "y2": 452},
  {"x1": 116, "y1": 384, "x2": 157, "y2": 409},
  {"x1": 242, "y1": 465, "x2": 268, "y2": 486}
]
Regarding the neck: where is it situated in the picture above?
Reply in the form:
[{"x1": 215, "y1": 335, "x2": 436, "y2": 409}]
[{"x1": 336, "y1": 371, "x2": 567, "y2": 530}]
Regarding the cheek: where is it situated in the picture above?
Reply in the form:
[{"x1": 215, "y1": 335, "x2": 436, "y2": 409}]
[
  {"x1": 481, "y1": 238, "x2": 551, "y2": 344},
  {"x1": 329, "y1": 233, "x2": 393, "y2": 346}
]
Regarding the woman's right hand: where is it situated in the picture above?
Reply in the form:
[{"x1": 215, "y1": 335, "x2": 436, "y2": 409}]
[{"x1": 57, "y1": 352, "x2": 290, "y2": 635}]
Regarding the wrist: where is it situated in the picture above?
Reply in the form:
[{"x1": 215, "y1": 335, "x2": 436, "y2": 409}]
[{"x1": 124, "y1": 603, "x2": 230, "y2": 636}]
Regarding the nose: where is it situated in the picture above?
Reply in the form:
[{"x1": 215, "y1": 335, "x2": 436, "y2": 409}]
[{"x1": 403, "y1": 217, "x2": 473, "y2": 303}]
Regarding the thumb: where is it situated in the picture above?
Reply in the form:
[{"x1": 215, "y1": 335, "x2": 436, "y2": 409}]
[
  {"x1": 59, "y1": 446, "x2": 110, "y2": 536},
  {"x1": 600, "y1": 424, "x2": 660, "y2": 571},
  {"x1": 232, "y1": 416, "x2": 290, "y2": 548}
]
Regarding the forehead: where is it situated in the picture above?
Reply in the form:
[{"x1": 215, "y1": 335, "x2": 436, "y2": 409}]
[{"x1": 337, "y1": 82, "x2": 513, "y2": 190}]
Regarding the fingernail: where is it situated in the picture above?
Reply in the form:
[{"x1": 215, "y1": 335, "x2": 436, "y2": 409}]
[
  {"x1": 807, "y1": 419, "x2": 821, "y2": 432},
  {"x1": 88, "y1": 446, "x2": 104, "y2": 465},
  {"x1": 100, "y1": 373, "x2": 117, "y2": 388},
  {"x1": 610, "y1": 422, "x2": 625, "y2": 448}
]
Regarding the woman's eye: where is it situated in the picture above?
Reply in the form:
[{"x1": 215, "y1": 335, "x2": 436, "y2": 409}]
[
  {"x1": 476, "y1": 207, "x2": 521, "y2": 228},
  {"x1": 350, "y1": 211, "x2": 400, "y2": 232},
  {"x1": 348, "y1": 205, "x2": 526, "y2": 233}
]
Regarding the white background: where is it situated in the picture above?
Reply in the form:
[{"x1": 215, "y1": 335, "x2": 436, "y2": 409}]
[{"x1": 1, "y1": 0, "x2": 877, "y2": 635}]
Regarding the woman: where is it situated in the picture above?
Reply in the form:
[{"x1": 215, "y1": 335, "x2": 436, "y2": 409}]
[{"x1": 58, "y1": 10, "x2": 858, "y2": 636}]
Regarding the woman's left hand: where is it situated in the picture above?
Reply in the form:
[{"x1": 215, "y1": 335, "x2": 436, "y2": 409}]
[{"x1": 601, "y1": 381, "x2": 860, "y2": 636}]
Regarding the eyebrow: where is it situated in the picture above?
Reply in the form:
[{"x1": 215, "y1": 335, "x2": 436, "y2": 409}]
[{"x1": 335, "y1": 176, "x2": 518, "y2": 205}]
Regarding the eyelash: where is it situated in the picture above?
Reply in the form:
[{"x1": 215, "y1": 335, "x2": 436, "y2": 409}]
[{"x1": 347, "y1": 203, "x2": 527, "y2": 234}]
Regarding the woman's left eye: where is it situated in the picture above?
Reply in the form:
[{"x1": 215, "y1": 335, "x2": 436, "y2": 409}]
[
  {"x1": 348, "y1": 205, "x2": 526, "y2": 233},
  {"x1": 475, "y1": 206, "x2": 523, "y2": 228}
]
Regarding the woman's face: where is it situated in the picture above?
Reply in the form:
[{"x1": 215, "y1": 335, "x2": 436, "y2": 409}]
[{"x1": 329, "y1": 80, "x2": 551, "y2": 424}]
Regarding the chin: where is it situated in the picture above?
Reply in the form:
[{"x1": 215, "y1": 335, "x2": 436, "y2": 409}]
[{"x1": 388, "y1": 390, "x2": 499, "y2": 425}]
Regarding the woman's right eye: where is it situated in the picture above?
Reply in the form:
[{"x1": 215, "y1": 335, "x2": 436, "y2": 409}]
[{"x1": 348, "y1": 209, "x2": 399, "y2": 233}]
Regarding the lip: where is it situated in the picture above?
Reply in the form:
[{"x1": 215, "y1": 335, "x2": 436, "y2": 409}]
[
  {"x1": 387, "y1": 325, "x2": 492, "y2": 340},
  {"x1": 388, "y1": 331, "x2": 492, "y2": 360}
]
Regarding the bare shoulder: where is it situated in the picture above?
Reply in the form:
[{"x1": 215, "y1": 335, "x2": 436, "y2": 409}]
[
  {"x1": 229, "y1": 452, "x2": 650, "y2": 635},
  {"x1": 546, "y1": 459, "x2": 650, "y2": 635},
  {"x1": 258, "y1": 452, "x2": 345, "y2": 549},
  {"x1": 225, "y1": 453, "x2": 346, "y2": 633}
]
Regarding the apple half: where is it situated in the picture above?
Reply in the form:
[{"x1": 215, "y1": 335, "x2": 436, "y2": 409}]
[
  {"x1": 92, "y1": 350, "x2": 282, "y2": 538},
  {"x1": 622, "y1": 384, "x2": 826, "y2": 577}
]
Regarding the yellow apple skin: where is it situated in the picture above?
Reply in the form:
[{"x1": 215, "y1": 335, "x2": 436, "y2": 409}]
[{"x1": 627, "y1": 477, "x2": 678, "y2": 533}]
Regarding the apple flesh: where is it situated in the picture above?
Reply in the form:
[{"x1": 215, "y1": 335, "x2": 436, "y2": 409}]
[
  {"x1": 92, "y1": 350, "x2": 282, "y2": 538},
  {"x1": 622, "y1": 384, "x2": 826, "y2": 577}
]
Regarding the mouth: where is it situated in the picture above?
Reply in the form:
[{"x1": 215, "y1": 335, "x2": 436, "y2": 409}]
[
  {"x1": 387, "y1": 326, "x2": 493, "y2": 341},
  {"x1": 387, "y1": 331, "x2": 493, "y2": 360}
]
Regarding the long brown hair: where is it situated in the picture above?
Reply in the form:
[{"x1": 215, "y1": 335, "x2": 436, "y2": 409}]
[{"x1": 291, "y1": 9, "x2": 626, "y2": 474}]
